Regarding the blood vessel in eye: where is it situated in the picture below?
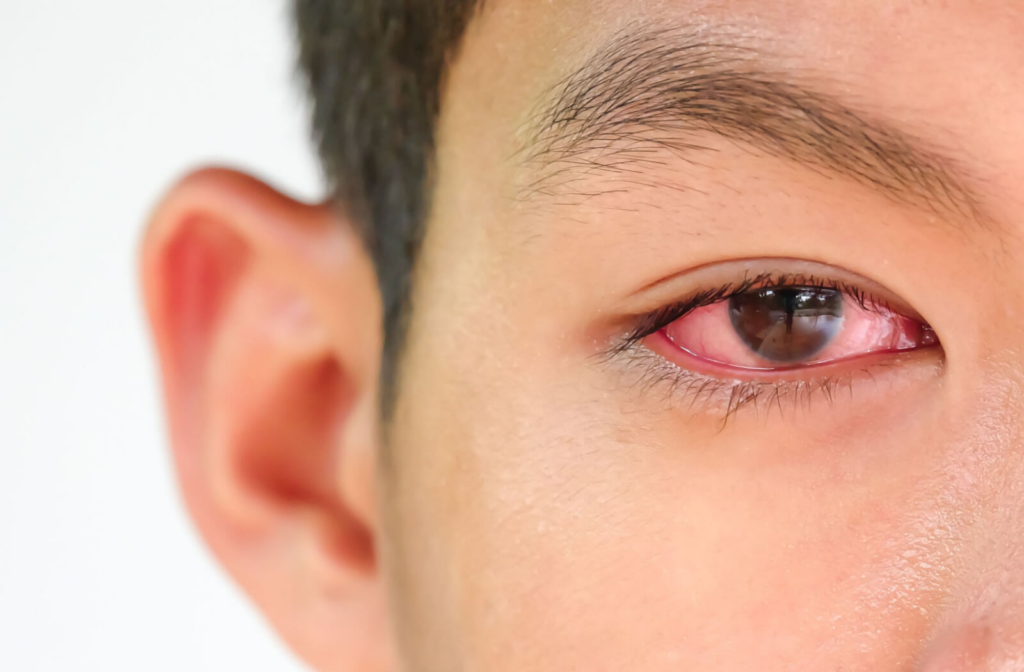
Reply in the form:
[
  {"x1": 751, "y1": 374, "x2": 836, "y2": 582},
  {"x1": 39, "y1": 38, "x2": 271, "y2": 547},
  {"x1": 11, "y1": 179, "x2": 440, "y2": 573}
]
[{"x1": 728, "y1": 288, "x2": 844, "y2": 362}]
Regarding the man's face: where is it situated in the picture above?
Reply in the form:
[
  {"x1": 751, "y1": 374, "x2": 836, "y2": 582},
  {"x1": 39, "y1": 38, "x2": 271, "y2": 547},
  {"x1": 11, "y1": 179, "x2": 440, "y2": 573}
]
[{"x1": 383, "y1": 0, "x2": 1024, "y2": 668}]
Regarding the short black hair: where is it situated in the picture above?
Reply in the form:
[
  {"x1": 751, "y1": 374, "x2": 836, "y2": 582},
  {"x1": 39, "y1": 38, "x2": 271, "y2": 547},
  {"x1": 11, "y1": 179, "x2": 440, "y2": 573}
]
[{"x1": 293, "y1": 0, "x2": 481, "y2": 410}]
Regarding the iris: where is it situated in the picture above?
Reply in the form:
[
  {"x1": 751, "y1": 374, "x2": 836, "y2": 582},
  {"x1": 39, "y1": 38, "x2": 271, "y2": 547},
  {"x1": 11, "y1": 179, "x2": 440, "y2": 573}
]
[{"x1": 728, "y1": 288, "x2": 844, "y2": 363}]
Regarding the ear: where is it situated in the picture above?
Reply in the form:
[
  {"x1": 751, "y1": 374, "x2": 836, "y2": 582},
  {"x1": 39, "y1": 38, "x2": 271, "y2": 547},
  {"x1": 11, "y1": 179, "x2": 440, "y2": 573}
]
[{"x1": 140, "y1": 168, "x2": 393, "y2": 672}]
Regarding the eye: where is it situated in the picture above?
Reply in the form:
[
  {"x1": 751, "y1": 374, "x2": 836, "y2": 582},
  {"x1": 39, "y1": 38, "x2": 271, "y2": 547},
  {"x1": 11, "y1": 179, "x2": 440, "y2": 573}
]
[{"x1": 660, "y1": 285, "x2": 937, "y2": 371}]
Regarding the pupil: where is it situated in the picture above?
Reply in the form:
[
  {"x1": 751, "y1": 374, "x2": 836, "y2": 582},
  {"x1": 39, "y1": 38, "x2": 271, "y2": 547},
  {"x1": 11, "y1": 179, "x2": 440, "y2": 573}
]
[{"x1": 728, "y1": 287, "x2": 844, "y2": 363}]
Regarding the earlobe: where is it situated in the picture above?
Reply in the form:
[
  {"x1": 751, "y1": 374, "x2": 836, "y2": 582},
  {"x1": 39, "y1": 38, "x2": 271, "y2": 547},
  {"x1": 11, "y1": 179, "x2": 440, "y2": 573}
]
[{"x1": 140, "y1": 168, "x2": 393, "y2": 671}]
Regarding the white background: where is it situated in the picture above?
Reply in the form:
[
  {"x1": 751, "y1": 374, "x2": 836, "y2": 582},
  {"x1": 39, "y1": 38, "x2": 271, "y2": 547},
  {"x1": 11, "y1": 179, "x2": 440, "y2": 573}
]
[{"x1": 1, "y1": 2, "x2": 321, "y2": 670}]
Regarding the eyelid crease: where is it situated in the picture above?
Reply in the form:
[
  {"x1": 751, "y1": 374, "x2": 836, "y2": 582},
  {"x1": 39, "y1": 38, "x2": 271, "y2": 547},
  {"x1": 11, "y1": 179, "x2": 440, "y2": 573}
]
[
  {"x1": 614, "y1": 257, "x2": 929, "y2": 323},
  {"x1": 628, "y1": 256, "x2": 914, "y2": 301}
]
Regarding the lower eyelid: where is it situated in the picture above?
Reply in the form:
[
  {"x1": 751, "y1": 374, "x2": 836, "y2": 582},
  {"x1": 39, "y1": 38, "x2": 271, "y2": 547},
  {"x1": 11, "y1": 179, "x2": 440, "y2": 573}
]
[{"x1": 617, "y1": 342, "x2": 943, "y2": 422}]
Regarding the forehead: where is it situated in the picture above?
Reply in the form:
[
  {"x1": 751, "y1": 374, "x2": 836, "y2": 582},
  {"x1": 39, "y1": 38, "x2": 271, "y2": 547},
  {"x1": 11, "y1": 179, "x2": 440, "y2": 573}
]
[{"x1": 444, "y1": 0, "x2": 1024, "y2": 107}]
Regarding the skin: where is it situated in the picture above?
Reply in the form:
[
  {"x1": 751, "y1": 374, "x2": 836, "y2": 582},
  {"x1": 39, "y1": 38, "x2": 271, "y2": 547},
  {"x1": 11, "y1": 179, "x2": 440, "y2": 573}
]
[{"x1": 142, "y1": 1, "x2": 1024, "y2": 670}]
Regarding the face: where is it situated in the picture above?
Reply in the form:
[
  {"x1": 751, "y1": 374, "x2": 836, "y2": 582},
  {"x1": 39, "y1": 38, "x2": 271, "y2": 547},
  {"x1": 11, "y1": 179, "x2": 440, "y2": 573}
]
[
  {"x1": 382, "y1": 0, "x2": 1024, "y2": 669},
  {"x1": 143, "y1": 1, "x2": 1024, "y2": 670}
]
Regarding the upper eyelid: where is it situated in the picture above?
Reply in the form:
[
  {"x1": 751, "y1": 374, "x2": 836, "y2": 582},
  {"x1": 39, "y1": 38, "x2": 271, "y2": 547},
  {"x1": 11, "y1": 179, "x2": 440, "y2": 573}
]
[{"x1": 622, "y1": 258, "x2": 924, "y2": 317}]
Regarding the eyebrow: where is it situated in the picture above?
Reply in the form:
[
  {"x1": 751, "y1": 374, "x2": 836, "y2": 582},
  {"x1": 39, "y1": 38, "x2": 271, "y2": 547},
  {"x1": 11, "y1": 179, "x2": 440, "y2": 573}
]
[{"x1": 518, "y1": 26, "x2": 985, "y2": 226}]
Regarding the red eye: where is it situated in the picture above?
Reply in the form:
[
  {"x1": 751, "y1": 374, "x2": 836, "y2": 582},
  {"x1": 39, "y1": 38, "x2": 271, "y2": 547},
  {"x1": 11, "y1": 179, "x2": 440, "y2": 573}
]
[{"x1": 659, "y1": 287, "x2": 937, "y2": 371}]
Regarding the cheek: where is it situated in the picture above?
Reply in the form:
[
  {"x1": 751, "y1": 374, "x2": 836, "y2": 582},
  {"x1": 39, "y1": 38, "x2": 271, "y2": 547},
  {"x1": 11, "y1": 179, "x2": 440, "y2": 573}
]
[{"x1": 385, "y1": 344, "x2": 974, "y2": 671}]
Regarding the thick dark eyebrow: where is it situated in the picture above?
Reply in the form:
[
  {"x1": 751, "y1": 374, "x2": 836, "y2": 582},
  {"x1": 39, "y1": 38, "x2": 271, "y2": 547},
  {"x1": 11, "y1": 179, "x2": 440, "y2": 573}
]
[{"x1": 518, "y1": 26, "x2": 984, "y2": 225}]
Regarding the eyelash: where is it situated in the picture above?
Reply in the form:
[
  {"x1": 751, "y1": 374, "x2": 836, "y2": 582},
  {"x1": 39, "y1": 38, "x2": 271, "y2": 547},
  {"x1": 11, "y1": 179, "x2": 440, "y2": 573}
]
[{"x1": 606, "y1": 272, "x2": 932, "y2": 423}]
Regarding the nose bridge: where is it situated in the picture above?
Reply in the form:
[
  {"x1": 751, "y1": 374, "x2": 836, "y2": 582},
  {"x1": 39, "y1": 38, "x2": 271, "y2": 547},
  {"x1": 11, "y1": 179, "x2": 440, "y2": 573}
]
[
  {"x1": 957, "y1": 360, "x2": 1024, "y2": 576},
  {"x1": 915, "y1": 356, "x2": 1024, "y2": 669},
  {"x1": 971, "y1": 352, "x2": 1024, "y2": 511},
  {"x1": 917, "y1": 611, "x2": 1024, "y2": 672},
  {"x1": 913, "y1": 484, "x2": 1024, "y2": 669},
  {"x1": 908, "y1": 167, "x2": 1024, "y2": 669},
  {"x1": 977, "y1": 254, "x2": 1024, "y2": 502}
]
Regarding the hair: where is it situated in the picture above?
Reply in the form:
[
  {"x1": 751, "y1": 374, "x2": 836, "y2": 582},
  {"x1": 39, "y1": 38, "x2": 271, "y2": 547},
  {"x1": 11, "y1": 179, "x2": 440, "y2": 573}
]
[{"x1": 293, "y1": 0, "x2": 482, "y2": 411}]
